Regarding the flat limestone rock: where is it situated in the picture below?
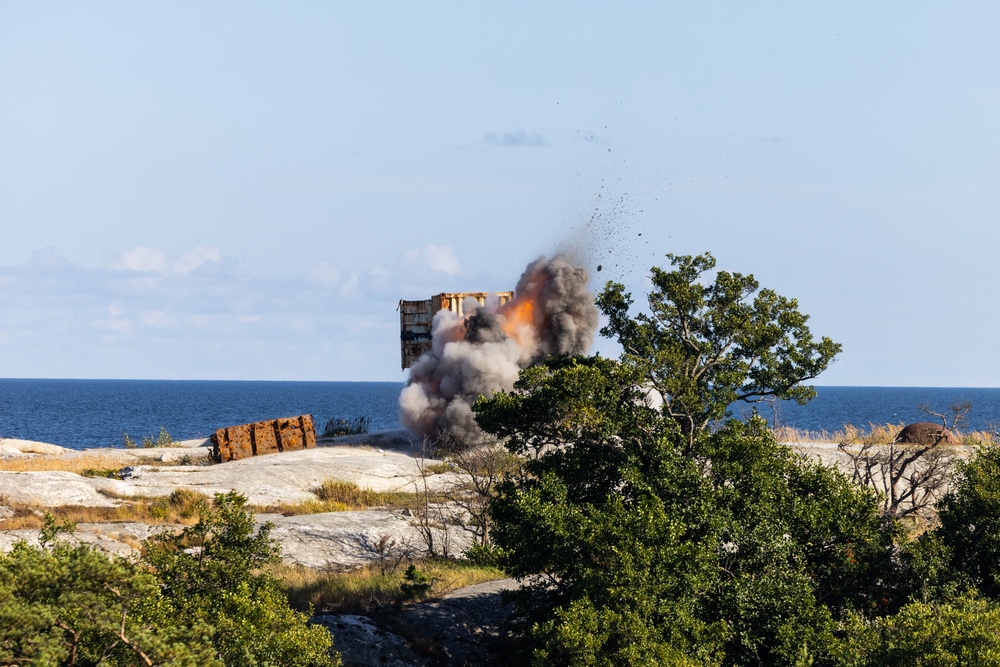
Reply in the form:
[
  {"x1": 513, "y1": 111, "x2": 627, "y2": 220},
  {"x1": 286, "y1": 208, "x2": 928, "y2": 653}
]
[
  {"x1": 0, "y1": 522, "x2": 166, "y2": 556},
  {"x1": 108, "y1": 446, "x2": 460, "y2": 506},
  {"x1": 0, "y1": 471, "x2": 120, "y2": 507},
  {"x1": 0, "y1": 436, "x2": 472, "y2": 572},
  {"x1": 0, "y1": 439, "x2": 71, "y2": 457},
  {"x1": 0, "y1": 445, "x2": 458, "y2": 508},
  {"x1": 263, "y1": 510, "x2": 473, "y2": 570}
]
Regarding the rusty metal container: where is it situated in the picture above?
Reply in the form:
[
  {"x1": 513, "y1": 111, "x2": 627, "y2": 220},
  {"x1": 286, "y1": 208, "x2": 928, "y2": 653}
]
[
  {"x1": 212, "y1": 414, "x2": 317, "y2": 462},
  {"x1": 399, "y1": 291, "x2": 513, "y2": 369}
]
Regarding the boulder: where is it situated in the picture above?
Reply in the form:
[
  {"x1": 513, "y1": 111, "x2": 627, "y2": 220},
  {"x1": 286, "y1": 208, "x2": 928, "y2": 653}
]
[{"x1": 895, "y1": 422, "x2": 960, "y2": 445}]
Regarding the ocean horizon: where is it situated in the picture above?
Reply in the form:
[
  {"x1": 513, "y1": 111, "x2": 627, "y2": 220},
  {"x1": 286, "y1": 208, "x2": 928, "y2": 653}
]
[{"x1": 0, "y1": 378, "x2": 997, "y2": 450}]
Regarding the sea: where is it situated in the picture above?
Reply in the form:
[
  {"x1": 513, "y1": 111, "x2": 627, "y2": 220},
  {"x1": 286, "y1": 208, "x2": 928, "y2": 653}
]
[{"x1": 0, "y1": 379, "x2": 998, "y2": 450}]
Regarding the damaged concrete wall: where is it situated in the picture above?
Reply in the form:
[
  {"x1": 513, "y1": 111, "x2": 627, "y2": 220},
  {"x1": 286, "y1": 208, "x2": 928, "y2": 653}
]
[
  {"x1": 399, "y1": 291, "x2": 514, "y2": 369},
  {"x1": 212, "y1": 414, "x2": 317, "y2": 462}
]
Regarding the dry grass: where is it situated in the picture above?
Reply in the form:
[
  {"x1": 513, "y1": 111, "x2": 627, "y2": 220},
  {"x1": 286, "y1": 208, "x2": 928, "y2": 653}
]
[
  {"x1": 0, "y1": 451, "x2": 210, "y2": 475},
  {"x1": 273, "y1": 559, "x2": 507, "y2": 615},
  {"x1": 0, "y1": 452, "x2": 136, "y2": 475},
  {"x1": 774, "y1": 422, "x2": 998, "y2": 447},
  {"x1": 252, "y1": 480, "x2": 448, "y2": 516},
  {"x1": 0, "y1": 488, "x2": 209, "y2": 531}
]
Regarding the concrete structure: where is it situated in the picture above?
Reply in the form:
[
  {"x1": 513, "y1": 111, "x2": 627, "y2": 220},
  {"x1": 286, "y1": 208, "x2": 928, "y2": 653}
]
[
  {"x1": 398, "y1": 292, "x2": 514, "y2": 369},
  {"x1": 212, "y1": 414, "x2": 316, "y2": 462}
]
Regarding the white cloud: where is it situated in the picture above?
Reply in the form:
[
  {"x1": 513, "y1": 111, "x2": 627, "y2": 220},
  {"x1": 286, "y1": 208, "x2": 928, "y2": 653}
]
[
  {"x1": 173, "y1": 245, "x2": 221, "y2": 273},
  {"x1": 0, "y1": 245, "x2": 426, "y2": 380},
  {"x1": 29, "y1": 246, "x2": 70, "y2": 268},
  {"x1": 305, "y1": 260, "x2": 342, "y2": 288},
  {"x1": 95, "y1": 304, "x2": 133, "y2": 334},
  {"x1": 483, "y1": 130, "x2": 549, "y2": 147},
  {"x1": 108, "y1": 245, "x2": 221, "y2": 274},
  {"x1": 139, "y1": 310, "x2": 174, "y2": 329},
  {"x1": 109, "y1": 246, "x2": 168, "y2": 273},
  {"x1": 422, "y1": 244, "x2": 463, "y2": 275},
  {"x1": 340, "y1": 272, "x2": 361, "y2": 299}
]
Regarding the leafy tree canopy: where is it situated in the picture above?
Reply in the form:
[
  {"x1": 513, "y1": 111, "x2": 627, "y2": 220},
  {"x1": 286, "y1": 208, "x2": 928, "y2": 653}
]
[
  {"x1": 479, "y1": 356, "x2": 897, "y2": 665},
  {"x1": 0, "y1": 492, "x2": 340, "y2": 667},
  {"x1": 596, "y1": 252, "x2": 841, "y2": 448}
]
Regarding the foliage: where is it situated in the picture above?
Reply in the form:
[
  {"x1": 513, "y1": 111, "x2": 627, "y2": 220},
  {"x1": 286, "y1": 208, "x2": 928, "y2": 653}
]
[
  {"x1": 936, "y1": 445, "x2": 1000, "y2": 598},
  {"x1": 471, "y1": 252, "x2": 1000, "y2": 665},
  {"x1": 478, "y1": 356, "x2": 898, "y2": 665},
  {"x1": 123, "y1": 426, "x2": 175, "y2": 449},
  {"x1": 835, "y1": 593, "x2": 1000, "y2": 666},
  {"x1": 0, "y1": 492, "x2": 340, "y2": 666},
  {"x1": 399, "y1": 564, "x2": 432, "y2": 598},
  {"x1": 144, "y1": 491, "x2": 339, "y2": 666},
  {"x1": 0, "y1": 532, "x2": 220, "y2": 665},
  {"x1": 275, "y1": 559, "x2": 506, "y2": 616},
  {"x1": 322, "y1": 416, "x2": 370, "y2": 438},
  {"x1": 596, "y1": 252, "x2": 841, "y2": 449}
]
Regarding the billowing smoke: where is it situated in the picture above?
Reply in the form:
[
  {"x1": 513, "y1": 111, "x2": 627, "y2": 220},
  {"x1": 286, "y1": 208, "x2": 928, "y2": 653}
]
[{"x1": 399, "y1": 255, "x2": 599, "y2": 443}]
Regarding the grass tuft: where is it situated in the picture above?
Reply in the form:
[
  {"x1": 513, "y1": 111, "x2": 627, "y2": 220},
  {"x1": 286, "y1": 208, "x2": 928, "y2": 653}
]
[
  {"x1": 0, "y1": 453, "x2": 134, "y2": 475},
  {"x1": 774, "y1": 422, "x2": 996, "y2": 446},
  {"x1": 252, "y1": 480, "x2": 447, "y2": 516},
  {"x1": 273, "y1": 559, "x2": 506, "y2": 615},
  {"x1": 322, "y1": 417, "x2": 371, "y2": 438},
  {"x1": 0, "y1": 488, "x2": 210, "y2": 531}
]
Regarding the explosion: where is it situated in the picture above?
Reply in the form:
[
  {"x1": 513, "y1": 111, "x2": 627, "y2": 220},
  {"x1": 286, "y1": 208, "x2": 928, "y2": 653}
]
[{"x1": 399, "y1": 255, "x2": 599, "y2": 444}]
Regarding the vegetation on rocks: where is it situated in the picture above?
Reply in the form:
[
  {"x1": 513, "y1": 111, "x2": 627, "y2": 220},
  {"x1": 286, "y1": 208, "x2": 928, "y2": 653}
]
[
  {"x1": 473, "y1": 254, "x2": 1000, "y2": 666},
  {"x1": 276, "y1": 558, "x2": 506, "y2": 616},
  {"x1": 0, "y1": 492, "x2": 340, "y2": 666},
  {"x1": 0, "y1": 488, "x2": 211, "y2": 531},
  {"x1": 321, "y1": 417, "x2": 371, "y2": 439}
]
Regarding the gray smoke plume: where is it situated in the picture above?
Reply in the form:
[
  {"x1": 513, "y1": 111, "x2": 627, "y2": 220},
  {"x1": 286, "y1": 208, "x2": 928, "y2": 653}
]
[{"x1": 399, "y1": 255, "x2": 598, "y2": 444}]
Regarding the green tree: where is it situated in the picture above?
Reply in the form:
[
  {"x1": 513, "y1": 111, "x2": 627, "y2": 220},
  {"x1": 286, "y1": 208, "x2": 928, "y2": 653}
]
[
  {"x1": 936, "y1": 445, "x2": 1000, "y2": 599},
  {"x1": 835, "y1": 593, "x2": 1000, "y2": 667},
  {"x1": 0, "y1": 494, "x2": 340, "y2": 666},
  {"x1": 0, "y1": 533, "x2": 220, "y2": 666},
  {"x1": 144, "y1": 491, "x2": 340, "y2": 667},
  {"x1": 596, "y1": 252, "x2": 841, "y2": 450},
  {"x1": 478, "y1": 356, "x2": 896, "y2": 666}
]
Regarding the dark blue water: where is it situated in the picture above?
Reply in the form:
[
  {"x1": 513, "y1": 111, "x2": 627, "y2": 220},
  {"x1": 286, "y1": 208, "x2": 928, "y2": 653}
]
[
  {"x1": 0, "y1": 379, "x2": 405, "y2": 449},
  {"x1": 0, "y1": 380, "x2": 997, "y2": 450},
  {"x1": 734, "y1": 386, "x2": 1000, "y2": 434}
]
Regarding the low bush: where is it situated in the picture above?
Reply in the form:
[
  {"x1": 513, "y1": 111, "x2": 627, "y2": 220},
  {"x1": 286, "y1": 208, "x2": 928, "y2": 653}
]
[
  {"x1": 275, "y1": 558, "x2": 506, "y2": 615},
  {"x1": 0, "y1": 489, "x2": 211, "y2": 531},
  {"x1": 253, "y1": 479, "x2": 447, "y2": 515},
  {"x1": 322, "y1": 417, "x2": 371, "y2": 438},
  {"x1": 0, "y1": 492, "x2": 340, "y2": 666}
]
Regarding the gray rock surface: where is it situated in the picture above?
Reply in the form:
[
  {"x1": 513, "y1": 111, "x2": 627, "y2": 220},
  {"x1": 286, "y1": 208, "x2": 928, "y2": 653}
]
[
  {"x1": 0, "y1": 445, "x2": 459, "y2": 508},
  {"x1": 312, "y1": 615, "x2": 429, "y2": 667},
  {"x1": 393, "y1": 578, "x2": 519, "y2": 666},
  {"x1": 0, "y1": 470, "x2": 121, "y2": 507},
  {"x1": 264, "y1": 510, "x2": 473, "y2": 569},
  {"x1": 0, "y1": 521, "x2": 166, "y2": 555},
  {"x1": 314, "y1": 578, "x2": 520, "y2": 667}
]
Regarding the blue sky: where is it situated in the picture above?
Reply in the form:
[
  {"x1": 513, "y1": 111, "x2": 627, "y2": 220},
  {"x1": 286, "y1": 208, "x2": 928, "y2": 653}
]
[{"x1": 2, "y1": 3, "x2": 999, "y2": 385}]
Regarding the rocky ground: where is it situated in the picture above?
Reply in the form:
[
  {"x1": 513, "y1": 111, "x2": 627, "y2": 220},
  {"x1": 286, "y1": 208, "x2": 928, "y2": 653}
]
[
  {"x1": 0, "y1": 431, "x2": 512, "y2": 665},
  {"x1": 1, "y1": 431, "x2": 965, "y2": 665}
]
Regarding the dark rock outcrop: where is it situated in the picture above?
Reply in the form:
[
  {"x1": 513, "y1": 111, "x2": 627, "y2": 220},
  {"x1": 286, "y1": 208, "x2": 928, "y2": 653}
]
[{"x1": 895, "y1": 422, "x2": 960, "y2": 445}]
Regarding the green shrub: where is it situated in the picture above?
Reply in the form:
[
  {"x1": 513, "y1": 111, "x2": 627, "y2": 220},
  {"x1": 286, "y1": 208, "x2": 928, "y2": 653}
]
[
  {"x1": 322, "y1": 416, "x2": 370, "y2": 438},
  {"x1": 144, "y1": 491, "x2": 340, "y2": 666},
  {"x1": 0, "y1": 493, "x2": 341, "y2": 666}
]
